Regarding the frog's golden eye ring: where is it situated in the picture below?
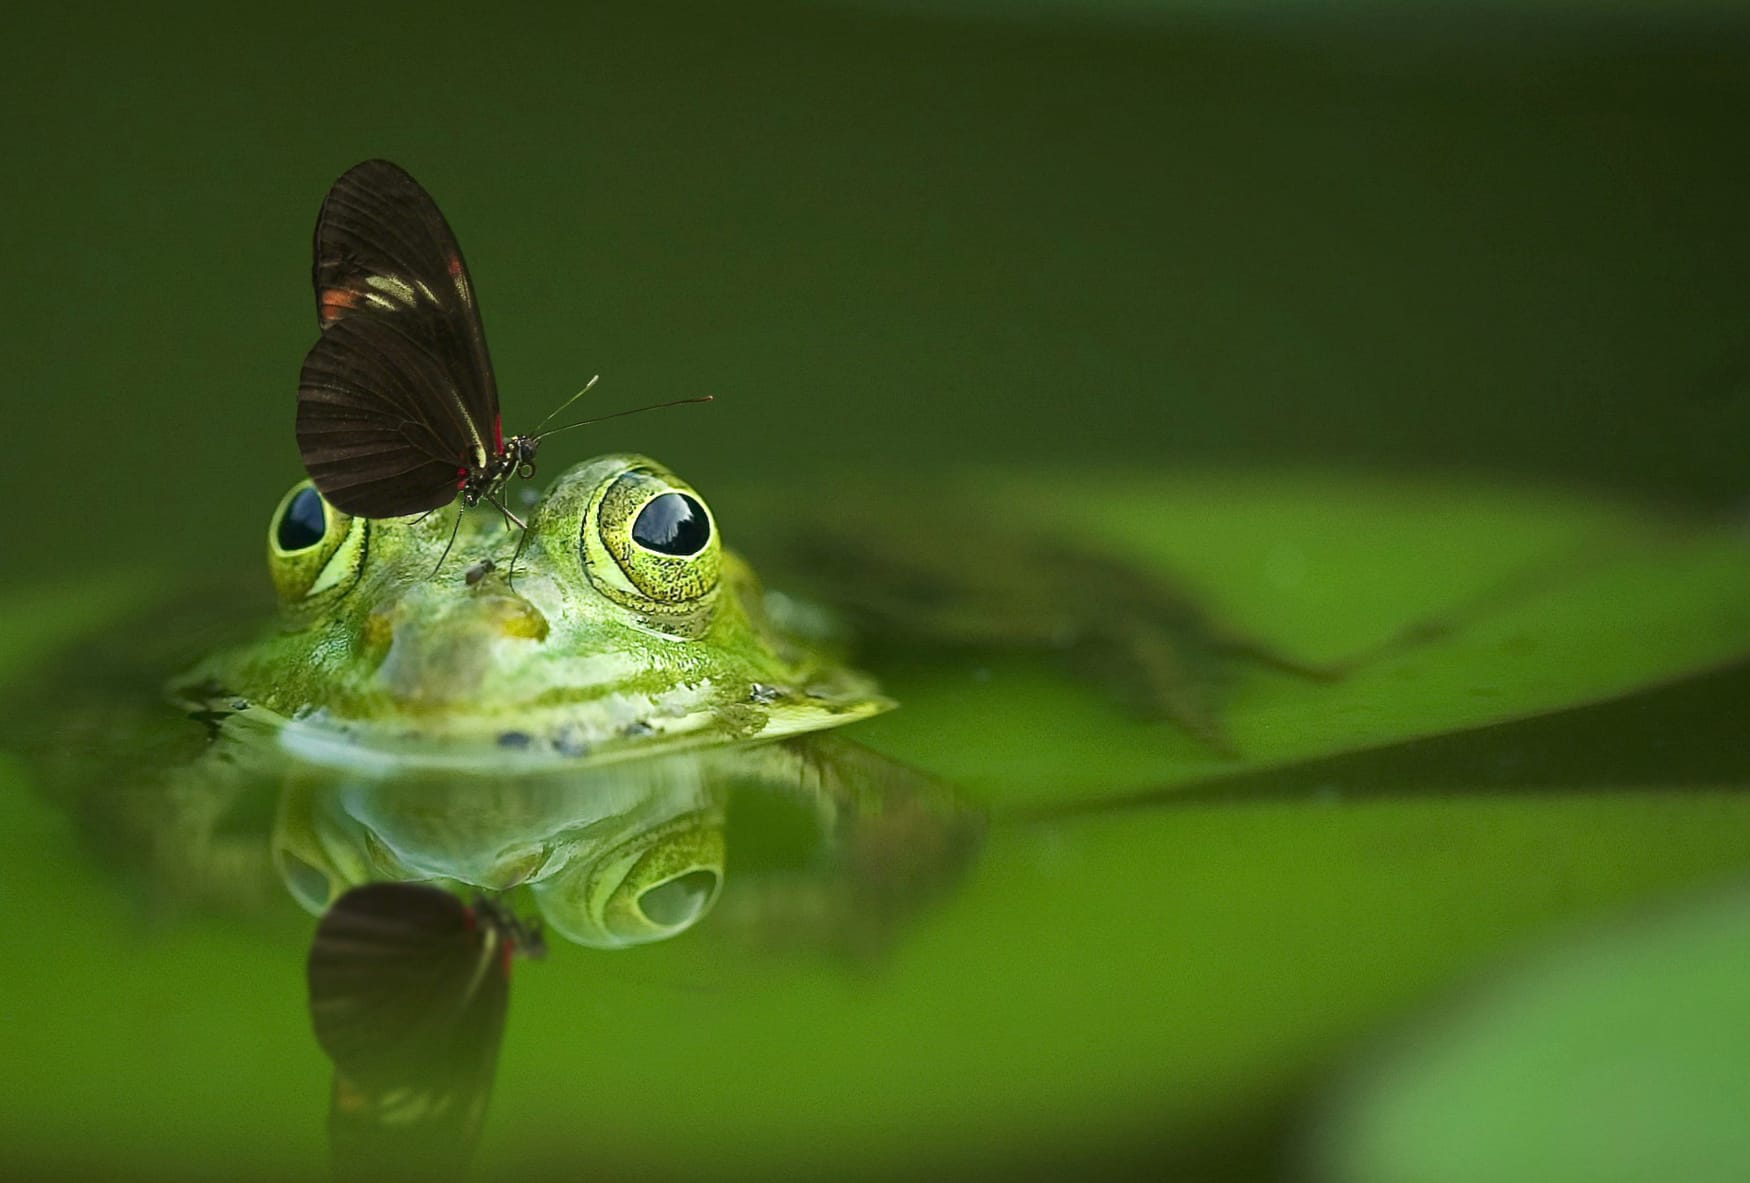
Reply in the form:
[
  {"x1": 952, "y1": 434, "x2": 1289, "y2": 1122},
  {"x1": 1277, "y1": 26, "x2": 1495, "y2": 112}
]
[
  {"x1": 267, "y1": 480, "x2": 369, "y2": 605},
  {"x1": 583, "y1": 467, "x2": 721, "y2": 612}
]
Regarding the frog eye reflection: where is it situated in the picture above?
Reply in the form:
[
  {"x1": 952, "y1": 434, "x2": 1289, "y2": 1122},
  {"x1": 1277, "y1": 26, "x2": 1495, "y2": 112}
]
[
  {"x1": 529, "y1": 817, "x2": 726, "y2": 948},
  {"x1": 276, "y1": 486, "x2": 328, "y2": 552},
  {"x1": 267, "y1": 480, "x2": 367, "y2": 604},
  {"x1": 631, "y1": 493, "x2": 711, "y2": 557}
]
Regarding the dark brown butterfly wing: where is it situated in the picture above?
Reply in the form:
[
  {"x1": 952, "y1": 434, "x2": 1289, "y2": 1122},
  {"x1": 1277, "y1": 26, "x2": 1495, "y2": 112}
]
[
  {"x1": 308, "y1": 883, "x2": 515, "y2": 1183},
  {"x1": 298, "y1": 317, "x2": 475, "y2": 517},
  {"x1": 297, "y1": 160, "x2": 501, "y2": 517}
]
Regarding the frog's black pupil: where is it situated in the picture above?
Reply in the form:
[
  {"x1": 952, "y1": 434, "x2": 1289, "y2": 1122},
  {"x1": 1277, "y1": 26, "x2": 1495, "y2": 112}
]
[
  {"x1": 631, "y1": 493, "x2": 710, "y2": 556},
  {"x1": 277, "y1": 487, "x2": 327, "y2": 552}
]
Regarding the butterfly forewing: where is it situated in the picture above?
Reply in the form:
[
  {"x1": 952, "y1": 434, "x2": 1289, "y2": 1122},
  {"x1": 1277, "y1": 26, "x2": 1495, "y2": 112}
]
[{"x1": 299, "y1": 160, "x2": 502, "y2": 517}]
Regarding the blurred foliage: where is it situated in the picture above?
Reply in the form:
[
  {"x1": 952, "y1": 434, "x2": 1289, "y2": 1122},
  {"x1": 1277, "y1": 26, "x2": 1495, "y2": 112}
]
[
  {"x1": 4, "y1": 2, "x2": 1749, "y2": 589},
  {"x1": 1, "y1": 468, "x2": 1746, "y2": 1177}
]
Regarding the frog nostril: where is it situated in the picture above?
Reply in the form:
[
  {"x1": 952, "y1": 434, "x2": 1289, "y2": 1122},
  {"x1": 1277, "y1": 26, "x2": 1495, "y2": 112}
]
[{"x1": 637, "y1": 870, "x2": 720, "y2": 928}]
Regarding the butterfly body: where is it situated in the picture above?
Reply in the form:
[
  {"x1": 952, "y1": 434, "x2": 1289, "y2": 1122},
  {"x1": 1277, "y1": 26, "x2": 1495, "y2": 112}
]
[{"x1": 458, "y1": 433, "x2": 538, "y2": 510}]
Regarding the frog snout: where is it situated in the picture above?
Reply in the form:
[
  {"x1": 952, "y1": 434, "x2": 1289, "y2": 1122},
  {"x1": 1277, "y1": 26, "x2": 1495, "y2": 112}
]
[
  {"x1": 370, "y1": 590, "x2": 550, "y2": 705},
  {"x1": 379, "y1": 589, "x2": 549, "y2": 644},
  {"x1": 477, "y1": 591, "x2": 549, "y2": 641}
]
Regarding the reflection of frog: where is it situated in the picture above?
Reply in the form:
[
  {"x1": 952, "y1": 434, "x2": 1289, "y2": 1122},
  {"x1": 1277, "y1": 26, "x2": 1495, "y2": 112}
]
[{"x1": 65, "y1": 454, "x2": 974, "y2": 948}]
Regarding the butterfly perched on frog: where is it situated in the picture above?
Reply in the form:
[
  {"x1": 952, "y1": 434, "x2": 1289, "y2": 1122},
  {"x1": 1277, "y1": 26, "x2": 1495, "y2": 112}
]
[{"x1": 296, "y1": 159, "x2": 707, "y2": 540}]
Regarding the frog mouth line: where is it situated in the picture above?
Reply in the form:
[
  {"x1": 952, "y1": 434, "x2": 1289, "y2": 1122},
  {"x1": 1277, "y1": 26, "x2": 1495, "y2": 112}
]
[{"x1": 260, "y1": 685, "x2": 891, "y2": 775}]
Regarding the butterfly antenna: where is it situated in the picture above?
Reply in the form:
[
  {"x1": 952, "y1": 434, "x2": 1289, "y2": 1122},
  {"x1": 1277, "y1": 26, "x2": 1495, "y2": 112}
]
[
  {"x1": 529, "y1": 375, "x2": 601, "y2": 436},
  {"x1": 532, "y1": 395, "x2": 714, "y2": 442}
]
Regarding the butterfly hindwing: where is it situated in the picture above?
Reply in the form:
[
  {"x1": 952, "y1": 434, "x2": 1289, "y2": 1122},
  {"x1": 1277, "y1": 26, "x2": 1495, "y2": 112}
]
[
  {"x1": 299, "y1": 160, "x2": 502, "y2": 517},
  {"x1": 308, "y1": 883, "x2": 519, "y2": 1183},
  {"x1": 308, "y1": 882, "x2": 511, "y2": 1081},
  {"x1": 297, "y1": 316, "x2": 478, "y2": 517}
]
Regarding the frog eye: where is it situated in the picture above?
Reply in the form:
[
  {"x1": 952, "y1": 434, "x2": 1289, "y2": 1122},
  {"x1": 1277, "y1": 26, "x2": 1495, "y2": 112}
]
[
  {"x1": 267, "y1": 480, "x2": 369, "y2": 605},
  {"x1": 276, "y1": 486, "x2": 327, "y2": 551},
  {"x1": 585, "y1": 467, "x2": 720, "y2": 611},
  {"x1": 631, "y1": 493, "x2": 711, "y2": 556}
]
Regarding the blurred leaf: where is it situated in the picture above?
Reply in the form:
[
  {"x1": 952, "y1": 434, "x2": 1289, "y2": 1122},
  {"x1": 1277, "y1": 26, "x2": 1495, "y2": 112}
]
[
  {"x1": 1311, "y1": 879, "x2": 1750, "y2": 1183},
  {"x1": 840, "y1": 469, "x2": 1750, "y2": 809}
]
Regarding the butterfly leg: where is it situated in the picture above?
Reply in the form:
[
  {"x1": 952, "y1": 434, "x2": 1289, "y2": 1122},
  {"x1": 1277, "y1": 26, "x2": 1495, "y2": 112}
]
[
  {"x1": 428, "y1": 507, "x2": 467, "y2": 578},
  {"x1": 486, "y1": 493, "x2": 528, "y2": 533},
  {"x1": 505, "y1": 515, "x2": 539, "y2": 592},
  {"x1": 487, "y1": 494, "x2": 541, "y2": 591}
]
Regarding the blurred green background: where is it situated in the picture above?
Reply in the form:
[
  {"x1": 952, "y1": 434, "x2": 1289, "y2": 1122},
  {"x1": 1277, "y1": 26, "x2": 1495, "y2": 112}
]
[
  {"x1": 5, "y1": 0, "x2": 1749, "y2": 583},
  {"x1": 4, "y1": 2, "x2": 1750, "y2": 1181}
]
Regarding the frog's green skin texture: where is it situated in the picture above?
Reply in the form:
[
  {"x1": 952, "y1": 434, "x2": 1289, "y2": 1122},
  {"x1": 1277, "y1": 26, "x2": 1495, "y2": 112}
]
[{"x1": 180, "y1": 455, "x2": 889, "y2": 769}]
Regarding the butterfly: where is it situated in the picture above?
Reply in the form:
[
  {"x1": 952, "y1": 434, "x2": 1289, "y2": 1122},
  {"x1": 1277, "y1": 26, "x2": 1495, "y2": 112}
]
[
  {"x1": 296, "y1": 159, "x2": 706, "y2": 529},
  {"x1": 306, "y1": 881, "x2": 544, "y2": 1183}
]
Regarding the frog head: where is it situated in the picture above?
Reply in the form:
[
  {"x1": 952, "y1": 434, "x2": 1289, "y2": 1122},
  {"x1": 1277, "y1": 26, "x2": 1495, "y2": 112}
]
[{"x1": 183, "y1": 454, "x2": 888, "y2": 767}]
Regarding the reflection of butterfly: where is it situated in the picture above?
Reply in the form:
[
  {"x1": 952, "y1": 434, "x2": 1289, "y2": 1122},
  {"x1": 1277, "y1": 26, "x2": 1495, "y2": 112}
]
[
  {"x1": 296, "y1": 160, "x2": 706, "y2": 525},
  {"x1": 306, "y1": 882, "x2": 544, "y2": 1183}
]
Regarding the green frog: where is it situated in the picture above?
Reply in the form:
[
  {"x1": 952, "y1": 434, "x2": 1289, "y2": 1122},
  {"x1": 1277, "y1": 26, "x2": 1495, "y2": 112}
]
[{"x1": 199, "y1": 453, "x2": 890, "y2": 765}]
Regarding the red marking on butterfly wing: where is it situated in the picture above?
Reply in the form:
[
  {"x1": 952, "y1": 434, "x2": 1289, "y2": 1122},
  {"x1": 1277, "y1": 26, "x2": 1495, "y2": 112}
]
[{"x1": 319, "y1": 287, "x2": 362, "y2": 324}]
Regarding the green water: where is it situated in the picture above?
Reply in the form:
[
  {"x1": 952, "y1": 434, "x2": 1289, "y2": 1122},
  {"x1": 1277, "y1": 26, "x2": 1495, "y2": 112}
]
[{"x1": 4, "y1": 3, "x2": 1749, "y2": 1180}]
